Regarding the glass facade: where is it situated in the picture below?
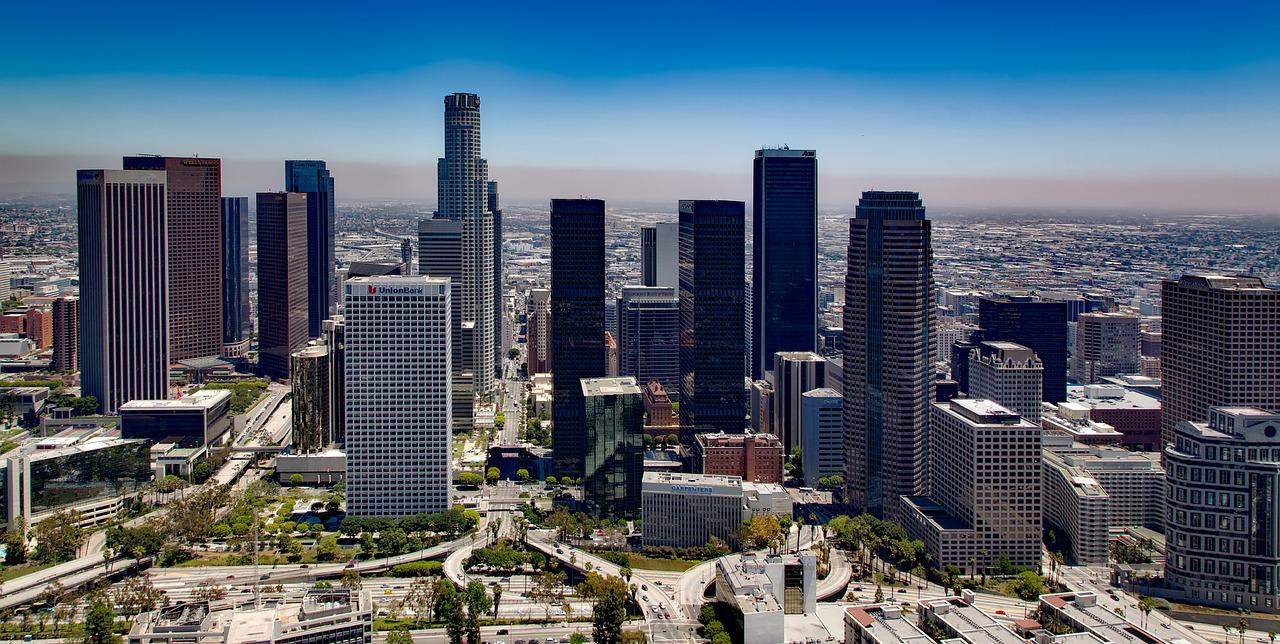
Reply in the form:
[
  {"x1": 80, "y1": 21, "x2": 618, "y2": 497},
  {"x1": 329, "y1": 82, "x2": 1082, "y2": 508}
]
[
  {"x1": 28, "y1": 442, "x2": 151, "y2": 515},
  {"x1": 582, "y1": 378, "x2": 644, "y2": 516},
  {"x1": 220, "y1": 196, "x2": 250, "y2": 345},
  {"x1": 978, "y1": 296, "x2": 1069, "y2": 403},
  {"x1": 752, "y1": 149, "x2": 818, "y2": 380},
  {"x1": 550, "y1": 199, "x2": 607, "y2": 477},
  {"x1": 678, "y1": 200, "x2": 746, "y2": 435},
  {"x1": 285, "y1": 160, "x2": 336, "y2": 338}
]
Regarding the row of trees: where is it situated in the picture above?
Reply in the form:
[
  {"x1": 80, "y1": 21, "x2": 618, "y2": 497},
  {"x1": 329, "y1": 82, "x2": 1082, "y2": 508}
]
[
  {"x1": 3, "y1": 510, "x2": 90, "y2": 565},
  {"x1": 339, "y1": 506, "x2": 477, "y2": 539}
]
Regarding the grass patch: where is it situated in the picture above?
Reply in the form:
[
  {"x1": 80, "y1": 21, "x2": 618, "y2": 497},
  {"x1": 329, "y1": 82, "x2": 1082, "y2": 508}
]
[
  {"x1": 0, "y1": 562, "x2": 55, "y2": 583},
  {"x1": 625, "y1": 553, "x2": 701, "y2": 572},
  {"x1": 175, "y1": 547, "x2": 358, "y2": 567}
]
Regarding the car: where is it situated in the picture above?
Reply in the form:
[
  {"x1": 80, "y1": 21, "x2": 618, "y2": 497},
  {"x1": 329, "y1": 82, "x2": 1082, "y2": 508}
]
[
  {"x1": 226, "y1": 575, "x2": 236, "y2": 579},
  {"x1": 896, "y1": 588, "x2": 906, "y2": 593},
  {"x1": 995, "y1": 610, "x2": 1006, "y2": 615},
  {"x1": 854, "y1": 585, "x2": 863, "y2": 591},
  {"x1": 260, "y1": 574, "x2": 270, "y2": 580},
  {"x1": 496, "y1": 630, "x2": 509, "y2": 636},
  {"x1": 300, "y1": 564, "x2": 310, "y2": 568},
  {"x1": 513, "y1": 640, "x2": 525, "y2": 644}
]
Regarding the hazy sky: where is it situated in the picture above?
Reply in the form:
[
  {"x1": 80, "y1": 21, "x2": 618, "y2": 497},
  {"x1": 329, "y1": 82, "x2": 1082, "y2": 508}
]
[{"x1": 3, "y1": 2, "x2": 1278, "y2": 210}]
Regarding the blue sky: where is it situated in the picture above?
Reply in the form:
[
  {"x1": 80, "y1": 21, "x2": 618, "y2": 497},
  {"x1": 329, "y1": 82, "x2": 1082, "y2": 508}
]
[{"x1": 2, "y1": 1, "x2": 1278, "y2": 208}]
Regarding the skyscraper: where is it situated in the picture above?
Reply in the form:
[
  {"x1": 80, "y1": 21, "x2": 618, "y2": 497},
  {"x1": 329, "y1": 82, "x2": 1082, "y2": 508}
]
[
  {"x1": 967, "y1": 341, "x2": 1044, "y2": 423},
  {"x1": 122, "y1": 156, "x2": 222, "y2": 361},
  {"x1": 285, "y1": 160, "x2": 336, "y2": 338},
  {"x1": 77, "y1": 169, "x2": 169, "y2": 413},
  {"x1": 1161, "y1": 274, "x2": 1280, "y2": 448},
  {"x1": 434, "y1": 92, "x2": 497, "y2": 400},
  {"x1": 526, "y1": 289, "x2": 552, "y2": 375},
  {"x1": 551, "y1": 199, "x2": 607, "y2": 477},
  {"x1": 257, "y1": 192, "x2": 310, "y2": 381},
  {"x1": 344, "y1": 276, "x2": 452, "y2": 517},
  {"x1": 1071, "y1": 312, "x2": 1141, "y2": 384},
  {"x1": 291, "y1": 343, "x2": 331, "y2": 453},
  {"x1": 51, "y1": 295, "x2": 78, "y2": 372},
  {"x1": 771, "y1": 351, "x2": 827, "y2": 455},
  {"x1": 323, "y1": 316, "x2": 346, "y2": 447},
  {"x1": 616, "y1": 285, "x2": 679, "y2": 397},
  {"x1": 489, "y1": 180, "x2": 504, "y2": 378},
  {"x1": 843, "y1": 190, "x2": 935, "y2": 520},
  {"x1": 582, "y1": 376, "x2": 644, "y2": 517},
  {"x1": 678, "y1": 200, "x2": 746, "y2": 436},
  {"x1": 751, "y1": 148, "x2": 818, "y2": 380},
  {"x1": 640, "y1": 222, "x2": 678, "y2": 288},
  {"x1": 418, "y1": 218, "x2": 473, "y2": 428},
  {"x1": 978, "y1": 295, "x2": 1068, "y2": 403},
  {"x1": 220, "y1": 196, "x2": 250, "y2": 358}
]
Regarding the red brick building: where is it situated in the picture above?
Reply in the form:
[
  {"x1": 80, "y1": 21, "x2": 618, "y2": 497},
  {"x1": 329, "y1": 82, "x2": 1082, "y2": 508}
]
[{"x1": 693, "y1": 431, "x2": 784, "y2": 483}]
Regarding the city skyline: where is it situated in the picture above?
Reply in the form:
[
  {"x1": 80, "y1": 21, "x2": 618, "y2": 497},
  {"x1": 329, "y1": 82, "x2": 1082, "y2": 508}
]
[{"x1": 2, "y1": 4, "x2": 1279, "y2": 211}]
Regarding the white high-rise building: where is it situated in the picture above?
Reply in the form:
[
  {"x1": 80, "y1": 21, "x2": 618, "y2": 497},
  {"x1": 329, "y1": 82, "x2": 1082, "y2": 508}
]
[
  {"x1": 968, "y1": 341, "x2": 1044, "y2": 423},
  {"x1": 344, "y1": 276, "x2": 452, "y2": 517}
]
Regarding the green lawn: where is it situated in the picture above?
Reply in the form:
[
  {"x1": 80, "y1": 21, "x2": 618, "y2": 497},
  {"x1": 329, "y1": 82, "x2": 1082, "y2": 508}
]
[
  {"x1": 176, "y1": 547, "x2": 358, "y2": 567},
  {"x1": 625, "y1": 553, "x2": 701, "y2": 572},
  {"x1": 0, "y1": 561, "x2": 55, "y2": 583}
]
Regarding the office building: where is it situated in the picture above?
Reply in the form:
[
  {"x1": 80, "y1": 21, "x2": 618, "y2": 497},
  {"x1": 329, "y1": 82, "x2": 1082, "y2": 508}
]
[
  {"x1": 3, "y1": 433, "x2": 151, "y2": 532},
  {"x1": 750, "y1": 379, "x2": 774, "y2": 436},
  {"x1": 1064, "y1": 385, "x2": 1162, "y2": 451},
  {"x1": 489, "y1": 180, "x2": 503, "y2": 378},
  {"x1": 919, "y1": 593, "x2": 1027, "y2": 644},
  {"x1": 123, "y1": 156, "x2": 222, "y2": 362},
  {"x1": 771, "y1": 351, "x2": 827, "y2": 454},
  {"x1": 1042, "y1": 435, "x2": 1165, "y2": 565},
  {"x1": 901, "y1": 399, "x2": 1041, "y2": 573},
  {"x1": 844, "y1": 603, "x2": 934, "y2": 644},
  {"x1": 434, "y1": 92, "x2": 497, "y2": 397},
  {"x1": 1041, "y1": 402, "x2": 1125, "y2": 445},
  {"x1": 640, "y1": 222, "x2": 678, "y2": 288},
  {"x1": 751, "y1": 148, "x2": 818, "y2": 380},
  {"x1": 604, "y1": 330, "x2": 618, "y2": 376},
  {"x1": 291, "y1": 344, "x2": 332, "y2": 453},
  {"x1": 257, "y1": 192, "x2": 310, "y2": 381},
  {"x1": 344, "y1": 276, "x2": 452, "y2": 517},
  {"x1": 641, "y1": 472, "x2": 789, "y2": 549},
  {"x1": 1161, "y1": 274, "x2": 1279, "y2": 449},
  {"x1": 978, "y1": 295, "x2": 1068, "y2": 403},
  {"x1": 526, "y1": 289, "x2": 552, "y2": 374},
  {"x1": 1072, "y1": 312, "x2": 1141, "y2": 384},
  {"x1": 285, "y1": 160, "x2": 337, "y2": 339},
  {"x1": 616, "y1": 285, "x2": 679, "y2": 397},
  {"x1": 77, "y1": 169, "x2": 169, "y2": 413},
  {"x1": 643, "y1": 380, "x2": 677, "y2": 428},
  {"x1": 1039, "y1": 592, "x2": 1164, "y2": 644},
  {"x1": 581, "y1": 377, "x2": 644, "y2": 516},
  {"x1": 51, "y1": 295, "x2": 78, "y2": 372},
  {"x1": 219, "y1": 196, "x2": 250, "y2": 358},
  {"x1": 678, "y1": 200, "x2": 746, "y2": 435},
  {"x1": 418, "y1": 217, "x2": 473, "y2": 428},
  {"x1": 716, "y1": 551, "x2": 818, "y2": 644},
  {"x1": 22, "y1": 308, "x2": 50, "y2": 349},
  {"x1": 967, "y1": 341, "x2": 1043, "y2": 423},
  {"x1": 1164, "y1": 407, "x2": 1280, "y2": 612},
  {"x1": 128, "y1": 589, "x2": 373, "y2": 643},
  {"x1": 693, "y1": 431, "x2": 784, "y2": 484},
  {"x1": 843, "y1": 191, "x2": 935, "y2": 520},
  {"x1": 119, "y1": 388, "x2": 232, "y2": 449},
  {"x1": 323, "y1": 316, "x2": 346, "y2": 447},
  {"x1": 801, "y1": 388, "x2": 843, "y2": 487},
  {"x1": 550, "y1": 199, "x2": 607, "y2": 477}
]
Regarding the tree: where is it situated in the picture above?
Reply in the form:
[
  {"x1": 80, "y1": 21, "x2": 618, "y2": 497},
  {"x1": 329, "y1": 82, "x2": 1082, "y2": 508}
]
[
  {"x1": 1137, "y1": 596, "x2": 1156, "y2": 628},
  {"x1": 386, "y1": 628, "x2": 414, "y2": 644},
  {"x1": 111, "y1": 574, "x2": 166, "y2": 615},
  {"x1": 433, "y1": 580, "x2": 464, "y2": 644},
  {"x1": 530, "y1": 571, "x2": 567, "y2": 619},
  {"x1": 569, "y1": 633, "x2": 588, "y2": 644},
  {"x1": 491, "y1": 582, "x2": 503, "y2": 616},
  {"x1": 486, "y1": 467, "x2": 500, "y2": 484},
  {"x1": 590, "y1": 575, "x2": 628, "y2": 644},
  {"x1": 289, "y1": 473, "x2": 304, "y2": 486},
  {"x1": 317, "y1": 535, "x2": 341, "y2": 561},
  {"x1": 81, "y1": 599, "x2": 121, "y2": 644},
  {"x1": 744, "y1": 514, "x2": 782, "y2": 551},
  {"x1": 1010, "y1": 570, "x2": 1046, "y2": 600},
  {"x1": 457, "y1": 471, "x2": 484, "y2": 487},
  {"x1": 403, "y1": 576, "x2": 437, "y2": 624},
  {"x1": 993, "y1": 553, "x2": 1014, "y2": 577},
  {"x1": 105, "y1": 523, "x2": 166, "y2": 560},
  {"x1": 33, "y1": 509, "x2": 87, "y2": 563},
  {"x1": 463, "y1": 581, "x2": 492, "y2": 643},
  {"x1": 516, "y1": 468, "x2": 530, "y2": 482},
  {"x1": 192, "y1": 580, "x2": 227, "y2": 602},
  {"x1": 341, "y1": 568, "x2": 363, "y2": 590},
  {"x1": 546, "y1": 475, "x2": 558, "y2": 485}
]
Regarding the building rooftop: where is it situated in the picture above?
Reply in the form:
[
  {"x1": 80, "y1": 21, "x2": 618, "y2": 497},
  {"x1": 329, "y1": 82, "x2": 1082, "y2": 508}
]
[
  {"x1": 845, "y1": 604, "x2": 935, "y2": 644},
  {"x1": 802, "y1": 387, "x2": 841, "y2": 399},
  {"x1": 1169, "y1": 274, "x2": 1272, "y2": 291},
  {"x1": 581, "y1": 376, "x2": 640, "y2": 397},
  {"x1": 922, "y1": 595, "x2": 1028, "y2": 644},
  {"x1": 946, "y1": 398, "x2": 1024, "y2": 425},
  {"x1": 1039, "y1": 592, "x2": 1166, "y2": 644},
  {"x1": 1066, "y1": 386, "x2": 1160, "y2": 411},
  {"x1": 118, "y1": 388, "x2": 231, "y2": 412},
  {"x1": 642, "y1": 470, "x2": 743, "y2": 490},
  {"x1": 695, "y1": 431, "x2": 783, "y2": 448}
]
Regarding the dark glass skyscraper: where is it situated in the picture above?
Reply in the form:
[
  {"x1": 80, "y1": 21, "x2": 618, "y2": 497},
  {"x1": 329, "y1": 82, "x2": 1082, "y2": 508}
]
[
  {"x1": 285, "y1": 160, "x2": 336, "y2": 339},
  {"x1": 843, "y1": 191, "x2": 934, "y2": 521},
  {"x1": 257, "y1": 192, "x2": 310, "y2": 380},
  {"x1": 489, "y1": 180, "x2": 503, "y2": 378},
  {"x1": 122, "y1": 155, "x2": 222, "y2": 361},
  {"x1": 550, "y1": 198, "x2": 607, "y2": 477},
  {"x1": 977, "y1": 295, "x2": 1068, "y2": 403},
  {"x1": 678, "y1": 200, "x2": 746, "y2": 436},
  {"x1": 582, "y1": 376, "x2": 644, "y2": 517},
  {"x1": 419, "y1": 218, "x2": 473, "y2": 427},
  {"x1": 751, "y1": 148, "x2": 817, "y2": 380},
  {"x1": 220, "y1": 196, "x2": 250, "y2": 356},
  {"x1": 616, "y1": 285, "x2": 679, "y2": 397}
]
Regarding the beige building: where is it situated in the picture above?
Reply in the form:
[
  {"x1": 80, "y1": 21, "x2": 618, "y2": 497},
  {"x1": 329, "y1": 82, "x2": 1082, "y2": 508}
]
[{"x1": 968, "y1": 341, "x2": 1044, "y2": 423}]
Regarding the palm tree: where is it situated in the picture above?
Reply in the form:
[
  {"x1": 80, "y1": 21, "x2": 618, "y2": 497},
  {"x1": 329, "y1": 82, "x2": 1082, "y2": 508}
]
[
  {"x1": 1239, "y1": 617, "x2": 1250, "y2": 644},
  {"x1": 1224, "y1": 624, "x2": 1234, "y2": 644},
  {"x1": 1137, "y1": 596, "x2": 1154, "y2": 628}
]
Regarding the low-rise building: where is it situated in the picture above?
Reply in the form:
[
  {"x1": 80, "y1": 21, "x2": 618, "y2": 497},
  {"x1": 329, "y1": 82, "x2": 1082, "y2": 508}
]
[
  {"x1": 642, "y1": 472, "x2": 791, "y2": 549},
  {"x1": 276, "y1": 449, "x2": 347, "y2": 485},
  {"x1": 128, "y1": 589, "x2": 373, "y2": 643},
  {"x1": 844, "y1": 603, "x2": 934, "y2": 644},
  {"x1": 119, "y1": 389, "x2": 233, "y2": 449},
  {"x1": 642, "y1": 380, "x2": 677, "y2": 428},
  {"x1": 715, "y1": 551, "x2": 817, "y2": 644},
  {"x1": 693, "y1": 431, "x2": 784, "y2": 483},
  {"x1": 1042, "y1": 402, "x2": 1124, "y2": 446},
  {"x1": 1065, "y1": 385, "x2": 1161, "y2": 451},
  {"x1": 920, "y1": 592, "x2": 1028, "y2": 644},
  {"x1": 3, "y1": 430, "x2": 150, "y2": 531},
  {"x1": 1038, "y1": 592, "x2": 1166, "y2": 644}
]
